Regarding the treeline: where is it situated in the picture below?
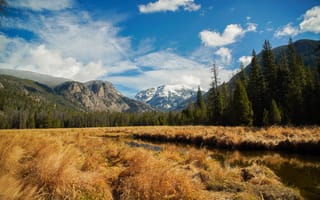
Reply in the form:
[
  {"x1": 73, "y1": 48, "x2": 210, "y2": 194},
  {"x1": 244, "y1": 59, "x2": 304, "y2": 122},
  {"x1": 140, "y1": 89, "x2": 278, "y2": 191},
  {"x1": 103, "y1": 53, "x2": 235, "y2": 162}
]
[
  {"x1": 203, "y1": 39, "x2": 320, "y2": 126},
  {"x1": 0, "y1": 39, "x2": 319, "y2": 128}
]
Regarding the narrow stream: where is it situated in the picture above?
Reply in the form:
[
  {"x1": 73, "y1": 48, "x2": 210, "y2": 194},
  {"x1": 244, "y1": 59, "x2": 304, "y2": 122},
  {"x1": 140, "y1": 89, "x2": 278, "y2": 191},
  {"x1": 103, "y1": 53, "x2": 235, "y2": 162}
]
[{"x1": 217, "y1": 150, "x2": 320, "y2": 199}]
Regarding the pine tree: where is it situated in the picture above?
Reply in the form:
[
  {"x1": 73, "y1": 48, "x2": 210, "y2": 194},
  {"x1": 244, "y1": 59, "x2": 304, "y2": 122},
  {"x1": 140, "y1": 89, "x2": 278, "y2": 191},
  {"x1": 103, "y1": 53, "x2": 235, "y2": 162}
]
[
  {"x1": 268, "y1": 99, "x2": 281, "y2": 125},
  {"x1": 277, "y1": 50, "x2": 291, "y2": 123},
  {"x1": 195, "y1": 86, "x2": 207, "y2": 124},
  {"x1": 212, "y1": 91, "x2": 224, "y2": 124},
  {"x1": 286, "y1": 39, "x2": 306, "y2": 124},
  {"x1": 262, "y1": 40, "x2": 277, "y2": 102},
  {"x1": 262, "y1": 109, "x2": 269, "y2": 126},
  {"x1": 231, "y1": 80, "x2": 253, "y2": 126},
  {"x1": 239, "y1": 62, "x2": 248, "y2": 88},
  {"x1": 247, "y1": 50, "x2": 266, "y2": 126},
  {"x1": 196, "y1": 86, "x2": 206, "y2": 110},
  {"x1": 207, "y1": 63, "x2": 224, "y2": 124}
]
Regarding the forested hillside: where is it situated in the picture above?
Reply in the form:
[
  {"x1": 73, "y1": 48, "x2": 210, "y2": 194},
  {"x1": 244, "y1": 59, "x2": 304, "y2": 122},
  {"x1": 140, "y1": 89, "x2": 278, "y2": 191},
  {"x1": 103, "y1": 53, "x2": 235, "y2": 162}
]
[
  {"x1": 0, "y1": 39, "x2": 319, "y2": 128},
  {"x1": 205, "y1": 39, "x2": 320, "y2": 126}
]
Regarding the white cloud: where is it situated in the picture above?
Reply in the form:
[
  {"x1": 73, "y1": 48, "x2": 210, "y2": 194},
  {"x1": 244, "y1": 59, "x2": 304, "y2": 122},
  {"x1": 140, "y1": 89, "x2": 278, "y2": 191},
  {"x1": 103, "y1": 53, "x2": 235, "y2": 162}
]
[
  {"x1": 138, "y1": 0, "x2": 200, "y2": 13},
  {"x1": 35, "y1": 13, "x2": 131, "y2": 64},
  {"x1": 199, "y1": 23, "x2": 257, "y2": 47},
  {"x1": 108, "y1": 50, "x2": 236, "y2": 92},
  {"x1": 300, "y1": 6, "x2": 320, "y2": 34},
  {"x1": 135, "y1": 51, "x2": 201, "y2": 70},
  {"x1": 0, "y1": 11, "x2": 136, "y2": 82},
  {"x1": 9, "y1": 0, "x2": 73, "y2": 11},
  {"x1": 0, "y1": 36, "x2": 106, "y2": 82},
  {"x1": 214, "y1": 47, "x2": 232, "y2": 66},
  {"x1": 1, "y1": 3, "x2": 238, "y2": 96},
  {"x1": 246, "y1": 23, "x2": 257, "y2": 32},
  {"x1": 274, "y1": 23, "x2": 300, "y2": 37},
  {"x1": 238, "y1": 56, "x2": 252, "y2": 67},
  {"x1": 274, "y1": 6, "x2": 320, "y2": 38}
]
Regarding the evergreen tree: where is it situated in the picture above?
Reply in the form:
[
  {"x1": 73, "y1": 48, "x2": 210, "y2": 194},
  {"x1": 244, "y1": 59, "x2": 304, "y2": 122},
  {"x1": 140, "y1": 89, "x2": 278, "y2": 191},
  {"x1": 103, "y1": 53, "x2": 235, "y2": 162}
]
[
  {"x1": 277, "y1": 50, "x2": 291, "y2": 123},
  {"x1": 239, "y1": 62, "x2": 248, "y2": 87},
  {"x1": 195, "y1": 87, "x2": 207, "y2": 124},
  {"x1": 212, "y1": 91, "x2": 224, "y2": 124},
  {"x1": 286, "y1": 39, "x2": 306, "y2": 124},
  {"x1": 231, "y1": 80, "x2": 253, "y2": 126},
  {"x1": 268, "y1": 99, "x2": 281, "y2": 125},
  {"x1": 247, "y1": 50, "x2": 266, "y2": 126},
  {"x1": 196, "y1": 86, "x2": 205, "y2": 108},
  {"x1": 262, "y1": 109, "x2": 269, "y2": 126},
  {"x1": 262, "y1": 40, "x2": 277, "y2": 102}
]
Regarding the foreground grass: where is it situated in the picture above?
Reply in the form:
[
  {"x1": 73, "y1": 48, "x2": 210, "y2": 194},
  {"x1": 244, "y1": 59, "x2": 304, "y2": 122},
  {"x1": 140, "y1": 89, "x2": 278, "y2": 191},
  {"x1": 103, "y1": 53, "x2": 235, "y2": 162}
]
[{"x1": 0, "y1": 127, "x2": 308, "y2": 199}]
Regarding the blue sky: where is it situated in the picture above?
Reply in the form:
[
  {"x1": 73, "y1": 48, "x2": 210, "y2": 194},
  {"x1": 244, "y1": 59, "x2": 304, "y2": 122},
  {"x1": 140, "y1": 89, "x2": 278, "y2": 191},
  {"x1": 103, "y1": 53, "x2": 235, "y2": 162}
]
[{"x1": 0, "y1": 0, "x2": 319, "y2": 97}]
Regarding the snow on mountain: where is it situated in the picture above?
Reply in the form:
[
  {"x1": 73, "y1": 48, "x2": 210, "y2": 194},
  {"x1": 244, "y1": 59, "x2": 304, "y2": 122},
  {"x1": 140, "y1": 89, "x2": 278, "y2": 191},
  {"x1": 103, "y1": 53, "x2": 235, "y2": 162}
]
[{"x1": 135, "y1": 84, "x2": 198, "y2": 111}]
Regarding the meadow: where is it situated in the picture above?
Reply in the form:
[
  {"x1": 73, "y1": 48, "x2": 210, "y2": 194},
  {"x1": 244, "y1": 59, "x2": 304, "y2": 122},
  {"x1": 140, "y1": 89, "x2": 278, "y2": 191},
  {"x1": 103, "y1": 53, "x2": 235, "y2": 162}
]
[{"x1": 1, "y1": 126, "x2": 319, "y2": 199}]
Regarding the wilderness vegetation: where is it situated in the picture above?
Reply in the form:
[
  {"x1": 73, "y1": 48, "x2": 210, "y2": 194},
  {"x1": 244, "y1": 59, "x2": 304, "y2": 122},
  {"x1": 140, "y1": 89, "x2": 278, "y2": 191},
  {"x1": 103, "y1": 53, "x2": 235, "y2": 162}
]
[
  {"x1": 0, "y1": 39, "x2": 319, "y2": 128},
  {"x1": 0, "y1": 127, "x2": 308, "y2": 200}
]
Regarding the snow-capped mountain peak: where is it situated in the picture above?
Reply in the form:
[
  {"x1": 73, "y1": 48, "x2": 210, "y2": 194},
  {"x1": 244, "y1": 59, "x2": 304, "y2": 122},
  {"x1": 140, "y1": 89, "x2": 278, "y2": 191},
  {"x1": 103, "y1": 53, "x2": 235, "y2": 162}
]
[{"x1": 135, "y1": 84, "x2": 198, "y2": 111}]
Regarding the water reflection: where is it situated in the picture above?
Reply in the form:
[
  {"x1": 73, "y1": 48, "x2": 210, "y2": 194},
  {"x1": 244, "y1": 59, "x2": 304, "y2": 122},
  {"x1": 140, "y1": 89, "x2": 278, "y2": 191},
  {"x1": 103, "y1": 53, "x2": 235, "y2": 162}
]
[{"x1": 208, "y1": 150, "x2": 320, "y2": 200}]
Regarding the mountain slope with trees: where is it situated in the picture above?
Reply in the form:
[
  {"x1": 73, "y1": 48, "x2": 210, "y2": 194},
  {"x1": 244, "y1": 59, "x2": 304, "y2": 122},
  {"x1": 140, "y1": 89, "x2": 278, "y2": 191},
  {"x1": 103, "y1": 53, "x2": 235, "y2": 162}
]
[
  {"x1": 0, "y1": 39, "x2": 319, "y2": 128},
  {"x1": 203, "y1": 39, "x2": 320, "y2": 126}
]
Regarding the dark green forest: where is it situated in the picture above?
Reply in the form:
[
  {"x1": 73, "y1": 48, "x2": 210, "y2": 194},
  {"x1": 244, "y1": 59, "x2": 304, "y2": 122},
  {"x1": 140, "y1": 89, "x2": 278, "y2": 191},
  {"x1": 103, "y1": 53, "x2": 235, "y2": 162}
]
[{"x1": 0, "y1": 39, "x2": 319, "y2": 128}]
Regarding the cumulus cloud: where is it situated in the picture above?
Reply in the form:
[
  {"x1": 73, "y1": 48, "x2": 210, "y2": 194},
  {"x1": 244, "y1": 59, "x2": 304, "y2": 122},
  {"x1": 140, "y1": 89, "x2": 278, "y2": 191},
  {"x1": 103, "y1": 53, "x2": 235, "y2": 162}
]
[
  {"x1": 238, "y1": 56, "x2": 252, "y2": 67},
  {"x1": 8, "y1": 0, "x2": 73, "y2": 11},
  {"x1": 275, "y1": 6, "x2": 320, "y2": 37},
  {"x1": 199, "y1": 23, "x2": 257, "y2": 47},
  {"x1": 274, "y1": 23, "x2": 300, "y2": 37},
  {"x1": 135, "y1": 51, "x2": 201, "y2": 70},
  {"x1": 117, "y1": 50, "x2": 235, "y2": 91},
  {"x1": 300, "y1": 6, "x2": 320, "y2": 34},
  {"x1": 0, "y1": 36, "x2": 106, "y2": 81},
  {"x1": 214, "y1": 47, "x2": 232, "y2": 65},
  {"x1": 138, "y1": 0, "x2": 200, "y2": 13},
  {"x1": 0, "y1": 11, "x2": 135, "y2": 82}
]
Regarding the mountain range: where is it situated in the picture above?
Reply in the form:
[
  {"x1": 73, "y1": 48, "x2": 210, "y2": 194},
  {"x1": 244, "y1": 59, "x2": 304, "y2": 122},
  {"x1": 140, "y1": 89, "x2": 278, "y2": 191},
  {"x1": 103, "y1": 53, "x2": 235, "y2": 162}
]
[
  {"x1": 0, "y1": 39, "x2": 319, "y2": 113},
  {"x1": 0, "y1": 74, "x2": 152, "y2": 113},
  {"x1": 135, "y1": 85, "x2": 198, "y2": 111}
]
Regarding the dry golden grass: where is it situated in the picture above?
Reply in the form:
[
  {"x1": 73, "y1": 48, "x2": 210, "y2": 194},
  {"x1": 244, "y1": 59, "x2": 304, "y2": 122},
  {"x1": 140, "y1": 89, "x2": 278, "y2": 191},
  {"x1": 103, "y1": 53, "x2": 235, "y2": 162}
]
[
  {"x1": 132, "y1": 126, "x2": 320, "y2": 153},
  {"x1": 0, "y1": 127, "x2": 305, "y2": 200}
]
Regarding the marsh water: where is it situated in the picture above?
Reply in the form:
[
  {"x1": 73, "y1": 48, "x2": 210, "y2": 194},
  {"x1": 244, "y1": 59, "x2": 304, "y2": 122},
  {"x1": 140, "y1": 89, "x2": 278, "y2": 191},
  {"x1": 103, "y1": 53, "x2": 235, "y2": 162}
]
[
  {"x1": 127, "y1": 140, "x2": 320, "y2": 199},
  {"x1": 219, "y1": 150, "x2": 320, "y2": 199}
]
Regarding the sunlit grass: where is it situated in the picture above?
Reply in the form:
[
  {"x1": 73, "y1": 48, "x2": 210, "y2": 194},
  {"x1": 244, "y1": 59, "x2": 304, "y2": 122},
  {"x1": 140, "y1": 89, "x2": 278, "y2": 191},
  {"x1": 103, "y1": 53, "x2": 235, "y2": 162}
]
[{"x1": 0, "y1": 127, "x2": 306, "y2": 199}]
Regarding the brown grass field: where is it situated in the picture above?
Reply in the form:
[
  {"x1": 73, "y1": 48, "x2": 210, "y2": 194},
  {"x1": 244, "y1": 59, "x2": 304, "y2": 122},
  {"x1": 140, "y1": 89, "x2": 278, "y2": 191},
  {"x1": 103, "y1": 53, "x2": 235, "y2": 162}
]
[{"x1": 1, "y1": 126, "x2": 319, "y2": 199}]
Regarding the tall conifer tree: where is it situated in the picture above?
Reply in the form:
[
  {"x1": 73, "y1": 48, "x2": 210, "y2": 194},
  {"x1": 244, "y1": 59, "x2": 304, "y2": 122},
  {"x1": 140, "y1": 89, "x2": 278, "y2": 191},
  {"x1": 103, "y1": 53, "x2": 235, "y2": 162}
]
[
  {"x1": 247, "y1": 50, "x2": 266, "y2": 126},
  {"x1": 262, "y1": 40, "x2": 277, "y2": 103},
  {"x1": 231, "y1": 80, "x2": 253, "y2": 126}
]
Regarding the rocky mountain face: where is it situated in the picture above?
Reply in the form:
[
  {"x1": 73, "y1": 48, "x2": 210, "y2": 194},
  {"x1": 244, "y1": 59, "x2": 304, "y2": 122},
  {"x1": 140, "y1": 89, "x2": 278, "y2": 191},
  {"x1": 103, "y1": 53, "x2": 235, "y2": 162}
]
[
  {"x1": 135, "y1": 85, "x2": 198, "y2": 111},
  {"x1": 0, "y1": 73, "x2": 152, "y2": 113},
  {"x1": 54, "y1": 80, "x2": 152, "y2": 112}
]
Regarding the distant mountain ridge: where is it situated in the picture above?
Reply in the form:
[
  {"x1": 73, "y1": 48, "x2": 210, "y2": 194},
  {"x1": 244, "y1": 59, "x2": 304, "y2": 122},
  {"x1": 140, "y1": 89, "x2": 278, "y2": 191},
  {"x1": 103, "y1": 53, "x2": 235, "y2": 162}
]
[
  {"x1": 0, "y1": 68, "x2": 71, "y2": 87},
  {"x1": 0, "y1": 73, "x2": 152, "y2": 113},
  {"x1": 137, "y1": 39, "x2": 319, "y2": 111},
  {"x1": 135, "y1": 85, "x2": 198, "y2": 111}
]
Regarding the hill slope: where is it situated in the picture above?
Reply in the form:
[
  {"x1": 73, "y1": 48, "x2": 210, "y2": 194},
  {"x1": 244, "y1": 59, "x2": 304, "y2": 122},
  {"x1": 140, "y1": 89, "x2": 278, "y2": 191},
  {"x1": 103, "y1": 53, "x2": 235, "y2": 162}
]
[
  {"x1": 0, "y1": 74, "x2": 152, "y2": 113},
  {"x1": 0, "y1": 68, "x2": 71, "y2": 87},
  {"x1": 228, "y1": 39, "x2": 320, "y2": 88}
]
